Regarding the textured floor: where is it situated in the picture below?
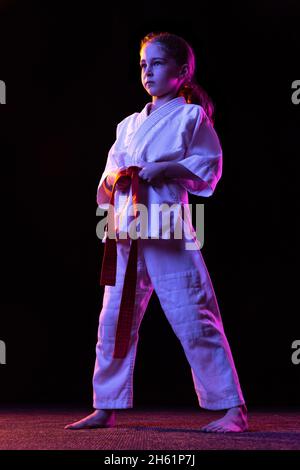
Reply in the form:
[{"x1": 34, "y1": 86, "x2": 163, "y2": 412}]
[{"x1": 0, "y1": 406, "x2": 300, "y2": 450}]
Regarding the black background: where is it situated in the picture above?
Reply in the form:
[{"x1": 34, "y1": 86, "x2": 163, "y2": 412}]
[{"x1": 0, "y1": 0, "x2": 299, "y2": 408}]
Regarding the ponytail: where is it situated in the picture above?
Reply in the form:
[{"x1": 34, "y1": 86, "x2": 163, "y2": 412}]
[{"x1": 178, "y1": 80, "x2": 215, "y2": 126}]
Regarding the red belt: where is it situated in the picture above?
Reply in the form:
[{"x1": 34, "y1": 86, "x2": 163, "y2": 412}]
[{"x1": 99, "y1": 166, "x2": 140, "y2": 358}]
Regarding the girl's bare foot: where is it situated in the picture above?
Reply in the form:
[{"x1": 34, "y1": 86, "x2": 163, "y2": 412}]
[
  {"x1": 64, "y1": 409, "x2": 115, "y2": 430},
  {"x1": 200, "y1": 403, "x2": 248, "y2": 433}
]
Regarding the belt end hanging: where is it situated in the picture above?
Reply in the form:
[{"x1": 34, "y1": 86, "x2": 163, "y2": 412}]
[{"x1": 99, "y1": 237, "x2": 117, "y2": 286}]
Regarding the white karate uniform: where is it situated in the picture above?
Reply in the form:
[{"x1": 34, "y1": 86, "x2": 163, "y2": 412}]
[
  {"x1": 96, "y1": 96, "x2": 221, "y2": 242},
  {"x1": 93, "y1": 96, "x2": 246, "y2": 410}
]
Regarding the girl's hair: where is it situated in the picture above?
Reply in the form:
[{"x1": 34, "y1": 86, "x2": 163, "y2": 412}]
[{"x1": 140, "y1": 31, "x2": 215, "y2": 126}]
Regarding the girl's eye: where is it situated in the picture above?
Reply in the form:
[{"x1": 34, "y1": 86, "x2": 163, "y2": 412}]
[{"x1": 140, "y1": 62, "x2": 162, "y2": 68}]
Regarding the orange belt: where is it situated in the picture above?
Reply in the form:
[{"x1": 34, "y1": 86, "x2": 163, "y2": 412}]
[{"x1": 100, "y1": 166, "x2": 140, "y2": 359}]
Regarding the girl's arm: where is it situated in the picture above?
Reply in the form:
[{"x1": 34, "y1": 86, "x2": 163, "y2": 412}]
[
  {"x1": 162, "y1": 162, "x2": 203, "y2": 181},
  {"x1": 105, "y1": 173, "x2": 115, "y2": 189},
  {"x1": 103, "y1": 173, "x2": 114, "y2": 196},
  {"x1": 139, "y1": 161, "x2": 201, "y2": 185}
]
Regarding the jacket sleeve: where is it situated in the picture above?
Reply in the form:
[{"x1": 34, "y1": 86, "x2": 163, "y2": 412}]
[
  {"x1": 176, "y1": 106, "x2": 223, "y2": 197},
  {"x1": 96, "y1": 121, "x2": 125, "y2": 209}
]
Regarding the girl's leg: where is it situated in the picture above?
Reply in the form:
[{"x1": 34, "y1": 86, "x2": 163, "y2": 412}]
[
  {"x1": 141, "y1": 237, "x2": 246, "y2": 411},
  {"x1": 65, "y1": 239, "x2": 153, "y2": 430},
  {"x1": 92, "y1": 238, "x2": 153, "y2": 409}
]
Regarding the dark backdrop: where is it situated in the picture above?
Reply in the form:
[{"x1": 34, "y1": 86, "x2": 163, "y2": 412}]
[{"x1": 1, "y1": 0, "x2": 299, "y2": 408}]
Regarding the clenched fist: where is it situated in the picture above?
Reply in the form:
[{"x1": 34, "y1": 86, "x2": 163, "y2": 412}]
[
  {"x1": 138, "y1": 162, "x2": 168, "y2": 186},
  {"x1": 115, "y1": 175, "x2": 132, "y2": 191},
  {"x1": 105, "y1": 173, "x2": 132, "y2": 191}
]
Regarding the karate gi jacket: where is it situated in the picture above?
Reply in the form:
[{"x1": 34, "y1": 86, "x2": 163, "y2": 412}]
[{"x1": 96, "y1": 96, "x2": 222, "y2": 242}]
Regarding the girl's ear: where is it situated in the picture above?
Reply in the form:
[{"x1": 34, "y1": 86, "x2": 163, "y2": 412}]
[{"x1": 179, "y1": 64, "x2": 189, "y2": 79}]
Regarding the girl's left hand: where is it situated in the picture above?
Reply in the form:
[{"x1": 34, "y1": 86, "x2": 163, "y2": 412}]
[{"x1": 138, "y1": 162, "x2": 168, "y2": 186}]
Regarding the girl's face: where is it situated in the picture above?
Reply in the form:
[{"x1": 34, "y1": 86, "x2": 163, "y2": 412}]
[{"x1": 140, "y1": 42, "x2": 188, "y2": 98}]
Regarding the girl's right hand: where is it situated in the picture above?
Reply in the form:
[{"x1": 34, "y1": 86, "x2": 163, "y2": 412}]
[
  {"x1": 106, "y1": 169, "x2": 132, "y2": 191},
  {"x1": 116, "y1": 175, "x2": 131, "y2": 191}
]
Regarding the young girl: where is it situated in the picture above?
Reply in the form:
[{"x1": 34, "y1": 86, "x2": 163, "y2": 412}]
[{"x1": 65, "y1": 31, "x2": 248, "y2": 433}]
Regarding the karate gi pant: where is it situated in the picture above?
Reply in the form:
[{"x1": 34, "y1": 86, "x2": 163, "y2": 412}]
[{"x1": 93, "y1": 236, "x2": 246, "y2": 410}]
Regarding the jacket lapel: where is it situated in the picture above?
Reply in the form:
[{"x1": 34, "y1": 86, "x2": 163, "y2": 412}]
[{"x1": 127, "y1": 96, "x2": 186, "y2": 157}]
